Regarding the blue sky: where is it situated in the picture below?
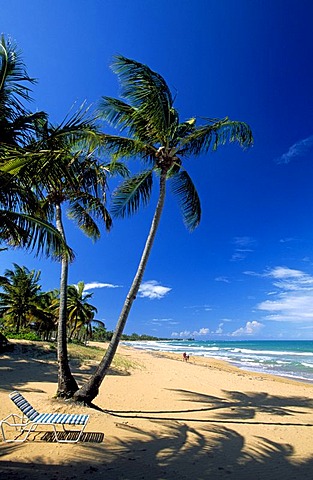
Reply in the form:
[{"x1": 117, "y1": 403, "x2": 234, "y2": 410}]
[{"x1": 2, "y1": 0, "x2": 313, "y2": 340}]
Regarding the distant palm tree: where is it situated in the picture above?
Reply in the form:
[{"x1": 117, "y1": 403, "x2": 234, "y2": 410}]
[
  {"x1": 73, "y1": 56, "x2": 253, "y2": 403},
  {"x1": 31, "y1": 289, "x2": 59, "y2": 341},
  {"x1": 0, "y1": 263, "x2": 41, "y2": 333},
  {"x1": 66, "y1": 282, "x2": 97, "y2": 342}
]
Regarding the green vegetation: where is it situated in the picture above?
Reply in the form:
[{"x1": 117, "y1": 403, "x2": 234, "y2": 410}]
[
  {"x1": 0, "y1": 264, "x2": 112, "y2": 345},
  {"x1": 0, "y1": 37, "x2": 252, "y2": 403},
  {"x1": 73, "y1": 55, "x2": 253, "y2": 404}
]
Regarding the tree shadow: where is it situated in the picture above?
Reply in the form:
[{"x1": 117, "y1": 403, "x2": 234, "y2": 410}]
[
  {"x1": 0, "y1": 422, "x2": 312, "y2": 479},
  {"x1": 100, "y1": 388, "x2": 313, "y2": 426},
  {"x1": 0, "y1": 342, "x2": 130, "y2": 393},
  {"x1": 0, "y1": 343, "x2": 58, "y2": 392},
  {"x1": 170, "y1": 388, "x2": 313, "y2": 420}
]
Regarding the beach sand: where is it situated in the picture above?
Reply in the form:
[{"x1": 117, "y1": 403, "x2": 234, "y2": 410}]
[{"x1": 1, "y1": 340, "x2": 313, "y2": 479}]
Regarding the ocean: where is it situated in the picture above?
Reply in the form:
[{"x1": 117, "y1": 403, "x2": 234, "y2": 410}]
[{"x1": 122, "y1": 339, "x2": 313, "y2": 383}]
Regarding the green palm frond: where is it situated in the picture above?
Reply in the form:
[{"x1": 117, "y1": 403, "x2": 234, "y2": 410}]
[
  {"x1": 68, "y1": 192, "x2": 112, "y2": 233},
  {"x1": 99, "y1": 97, "x2": 155, "y2": 144},
  {"x1": 101, "y1": 160, "x2": 130, "y2": 179},
  {"x1": 170, "y1": 170, "x2": 201, "y2": 231},
  {"x1": 111, "y1": 55, "x2": 174, "y2": 138},
  {"x1": 0, "y1": 145, "x2": 78, "y2": 192},
  {"x1": 0, "y1": 209, "x2": 74, "y2": 260},
  {"x1": 0, "y1": 35, "x2": 36, "y2": 113},
  {"x1": 111, "y1": 171, "x2": 153, "y2": 218},
  {"x1": 178, "y1": 118, "x2": 253, "y2": 156},
  {"x1": 67, "y1": 202, "x2": 101, "y2": 240},
  {"x1": 99, "y1": 133, "x2": 155, "y2": 162},
  {"x1": 98, "y1": 97, "x2": 136, "y2": 130},
  {"x1": 31, "y1": 105, "x2": 100, "y2": 154}
]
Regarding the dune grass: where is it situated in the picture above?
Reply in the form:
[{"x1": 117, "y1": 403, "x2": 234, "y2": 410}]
[
  {"x1": 6, "y1": 339, "x2": 142, "y2": 373},
  {"x1": 67, "y1": 342, "x2": 141, "y2": 371}
]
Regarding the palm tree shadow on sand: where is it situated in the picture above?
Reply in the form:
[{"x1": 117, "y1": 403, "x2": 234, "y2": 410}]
[
  {"x1": 99, "y1": 388, "x2": 313, "y2": 425},
  {"x1": 1, "y1": 422, "x2": 312, "y2": 479}
]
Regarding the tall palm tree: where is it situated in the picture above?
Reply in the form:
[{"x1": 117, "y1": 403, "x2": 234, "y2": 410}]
[
  {"x1": 30, "y1": 112, "x2": 127, "y2": 398},
  {"x1": 73, "y1": 56, "x2": 253, "y2": 404},
  {"x1": 0, "y1": 263, "x2": 41, "y2": 333}
]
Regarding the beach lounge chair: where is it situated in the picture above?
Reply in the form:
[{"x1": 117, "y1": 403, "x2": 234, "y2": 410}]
[{"x1": 0, "y1": 391, "x2": 89, "y2": 443}]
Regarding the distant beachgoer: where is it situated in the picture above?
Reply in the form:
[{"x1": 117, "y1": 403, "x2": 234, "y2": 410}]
[{"x1": 183, "y1": 352, "x2": 189, "y2": 362}]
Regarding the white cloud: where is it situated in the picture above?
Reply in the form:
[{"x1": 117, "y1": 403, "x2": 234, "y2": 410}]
[
  {"x1": 184, "y1": 304, "x2": 212, "y2": 312},
  {"x1": 276, "y1": 135, "x2": 313, "y2": 164},
  {"x1": 171, "y1": 327, "x2": 210, "y2": 338},
  {"x1": 255, "y1": 266, "x2": 313, "y2": 322},
  {"x1": 171, "y1": 330, "x2": 193, "y2": 338},
  {"x1": 231, "y1": 321, "x2": 264, "y2": 337},
  {"x1": 233, "y1": 236, "x2": 256, "y2": 247},
  {"x1": 215, "y1": 323, "x2": 224, "y2": 334},
  {"x1": 138, "y1": 280, "x2": 171, "y2": 300},
  {"x1": 150, "y1": 318, "x2": 178, "y2": 326},
  {"x1": 279, "y1": 237, "x2": 296, "y2": 243},
  {"x1": 231, "y1": 237, "x2": 256, "y2": 262},
  {"x1": 215, "y1": 276, "x2": 230, "y2": 283},
  {"x1": 197, "y1": 328, "x2": 210, "y2": 336},
  {"x1": 84, "y1": 282, "x2": 121, "y2": 291}
]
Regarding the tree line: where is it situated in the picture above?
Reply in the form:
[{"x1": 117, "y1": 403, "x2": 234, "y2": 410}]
[
  {"x1": 0, "y1": 262, "x2": 167, "y2": 343},
  {"x1": 0, "y1": 35, "x2": 253, "y2": 404}
]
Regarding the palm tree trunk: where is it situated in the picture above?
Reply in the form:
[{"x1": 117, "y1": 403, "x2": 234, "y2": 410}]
[
  {"x1": 55, "y1": 203, "x2": 79, "y2": 397},
  {"x1": 73, "y1": 173, "x2": 167, "y2": 404}
]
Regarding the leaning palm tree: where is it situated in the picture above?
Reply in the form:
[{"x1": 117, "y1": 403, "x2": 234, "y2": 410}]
[{"x1": 73, "y1": 56, "x2": 253, "y2": 404}]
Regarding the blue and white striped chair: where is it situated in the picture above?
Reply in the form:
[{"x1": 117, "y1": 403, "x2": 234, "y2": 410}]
[{"x1": 0, "y1": 391, "x2": 89, "y2": 443}]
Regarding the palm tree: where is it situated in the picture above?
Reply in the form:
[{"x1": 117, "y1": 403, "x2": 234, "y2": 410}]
[
  {"x1": 73, "y1": 56, "x2": 253, "y2": 404},
  {"x1": 0, "y1": 263, "x2": 41, "y2": 333},
  {"x1": 31, "y1": 289, "x2": 59, "y2": 341},
  {"x1": 29, "y1": 112, "x2": 126, "y2": 398},
  {"x1": 66, "y1": 282, "x2": 97, "y2": 342}
]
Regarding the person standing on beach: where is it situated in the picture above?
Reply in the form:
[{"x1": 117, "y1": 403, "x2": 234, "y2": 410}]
[{"x1": 183, "y1": 352, "x2": 189, "y2": 362}]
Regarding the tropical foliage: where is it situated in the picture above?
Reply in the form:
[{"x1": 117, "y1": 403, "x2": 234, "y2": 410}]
[
  {"x1": 0, "y1": 263, "x2": 42, "y2": 333},
  {"x1": 0, "y1": 36, "x2": 253, "y2": 404},
  {"x1": 0, "y1": 264, "x2": 102, "y2": 344},
  {"x1": 0, "y1": 35, "x2": 70, "y2": 258},
  {"x1": 73, "y1": 55, "x2": 253, "y2": 403}
]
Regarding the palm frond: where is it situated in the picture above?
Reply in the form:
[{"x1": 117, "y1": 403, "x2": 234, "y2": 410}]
[
  {"x1": 178, "y1": 118, "x2": 253, "y2": 156},
  {"x1": 0, "y1": 35, "x2": 36, "y2": 113},
  {"x1": 68, "y1": 193, "x2": 112, "y2": 233},
  {"x1": 0, "y1": 210, "x2": 74, "y2": 260},
  {"x1": 170, "y1": 170, "x2": 201, "y2": 231},
  {"x1": 111, "y1": 171, "x2": 153, "y2": 218},
  {"x1": 99, "y1": 133, "x2": 155, "y2": 162},
  {"x1": 101, "y1": 160, "x2": 130, "y2": 178},
  {"x1": 111, "y1": 55, "x2": 174, "y2": 138},
  {"x1": 98, "y1": 97, "x2": 136, "y2": 130}
]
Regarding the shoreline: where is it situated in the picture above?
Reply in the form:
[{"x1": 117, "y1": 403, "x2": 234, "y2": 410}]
[
  {"x1": 1, "y1": 340, "x2": 313, "y2": 479},
  {"x1": 121, "y1": 343, "x2": 313, "y2": 387},
  {"x1": 121, "y1": 339, "x2": 313, "y2": 385}
]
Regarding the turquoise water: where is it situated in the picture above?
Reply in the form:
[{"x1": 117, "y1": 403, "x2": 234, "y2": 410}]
[{"x1": 123, "y1": 340, "x2": 313, "y2": 383}]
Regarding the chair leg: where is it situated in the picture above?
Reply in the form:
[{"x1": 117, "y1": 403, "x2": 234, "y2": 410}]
[{"x1": 52, "y1": 423, "x2": 87, "y2": 443}]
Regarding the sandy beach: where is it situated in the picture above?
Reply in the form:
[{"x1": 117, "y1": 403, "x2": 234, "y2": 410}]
[{"x1": 1, "y1": 340, "x2": 313, "y2": 480}]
